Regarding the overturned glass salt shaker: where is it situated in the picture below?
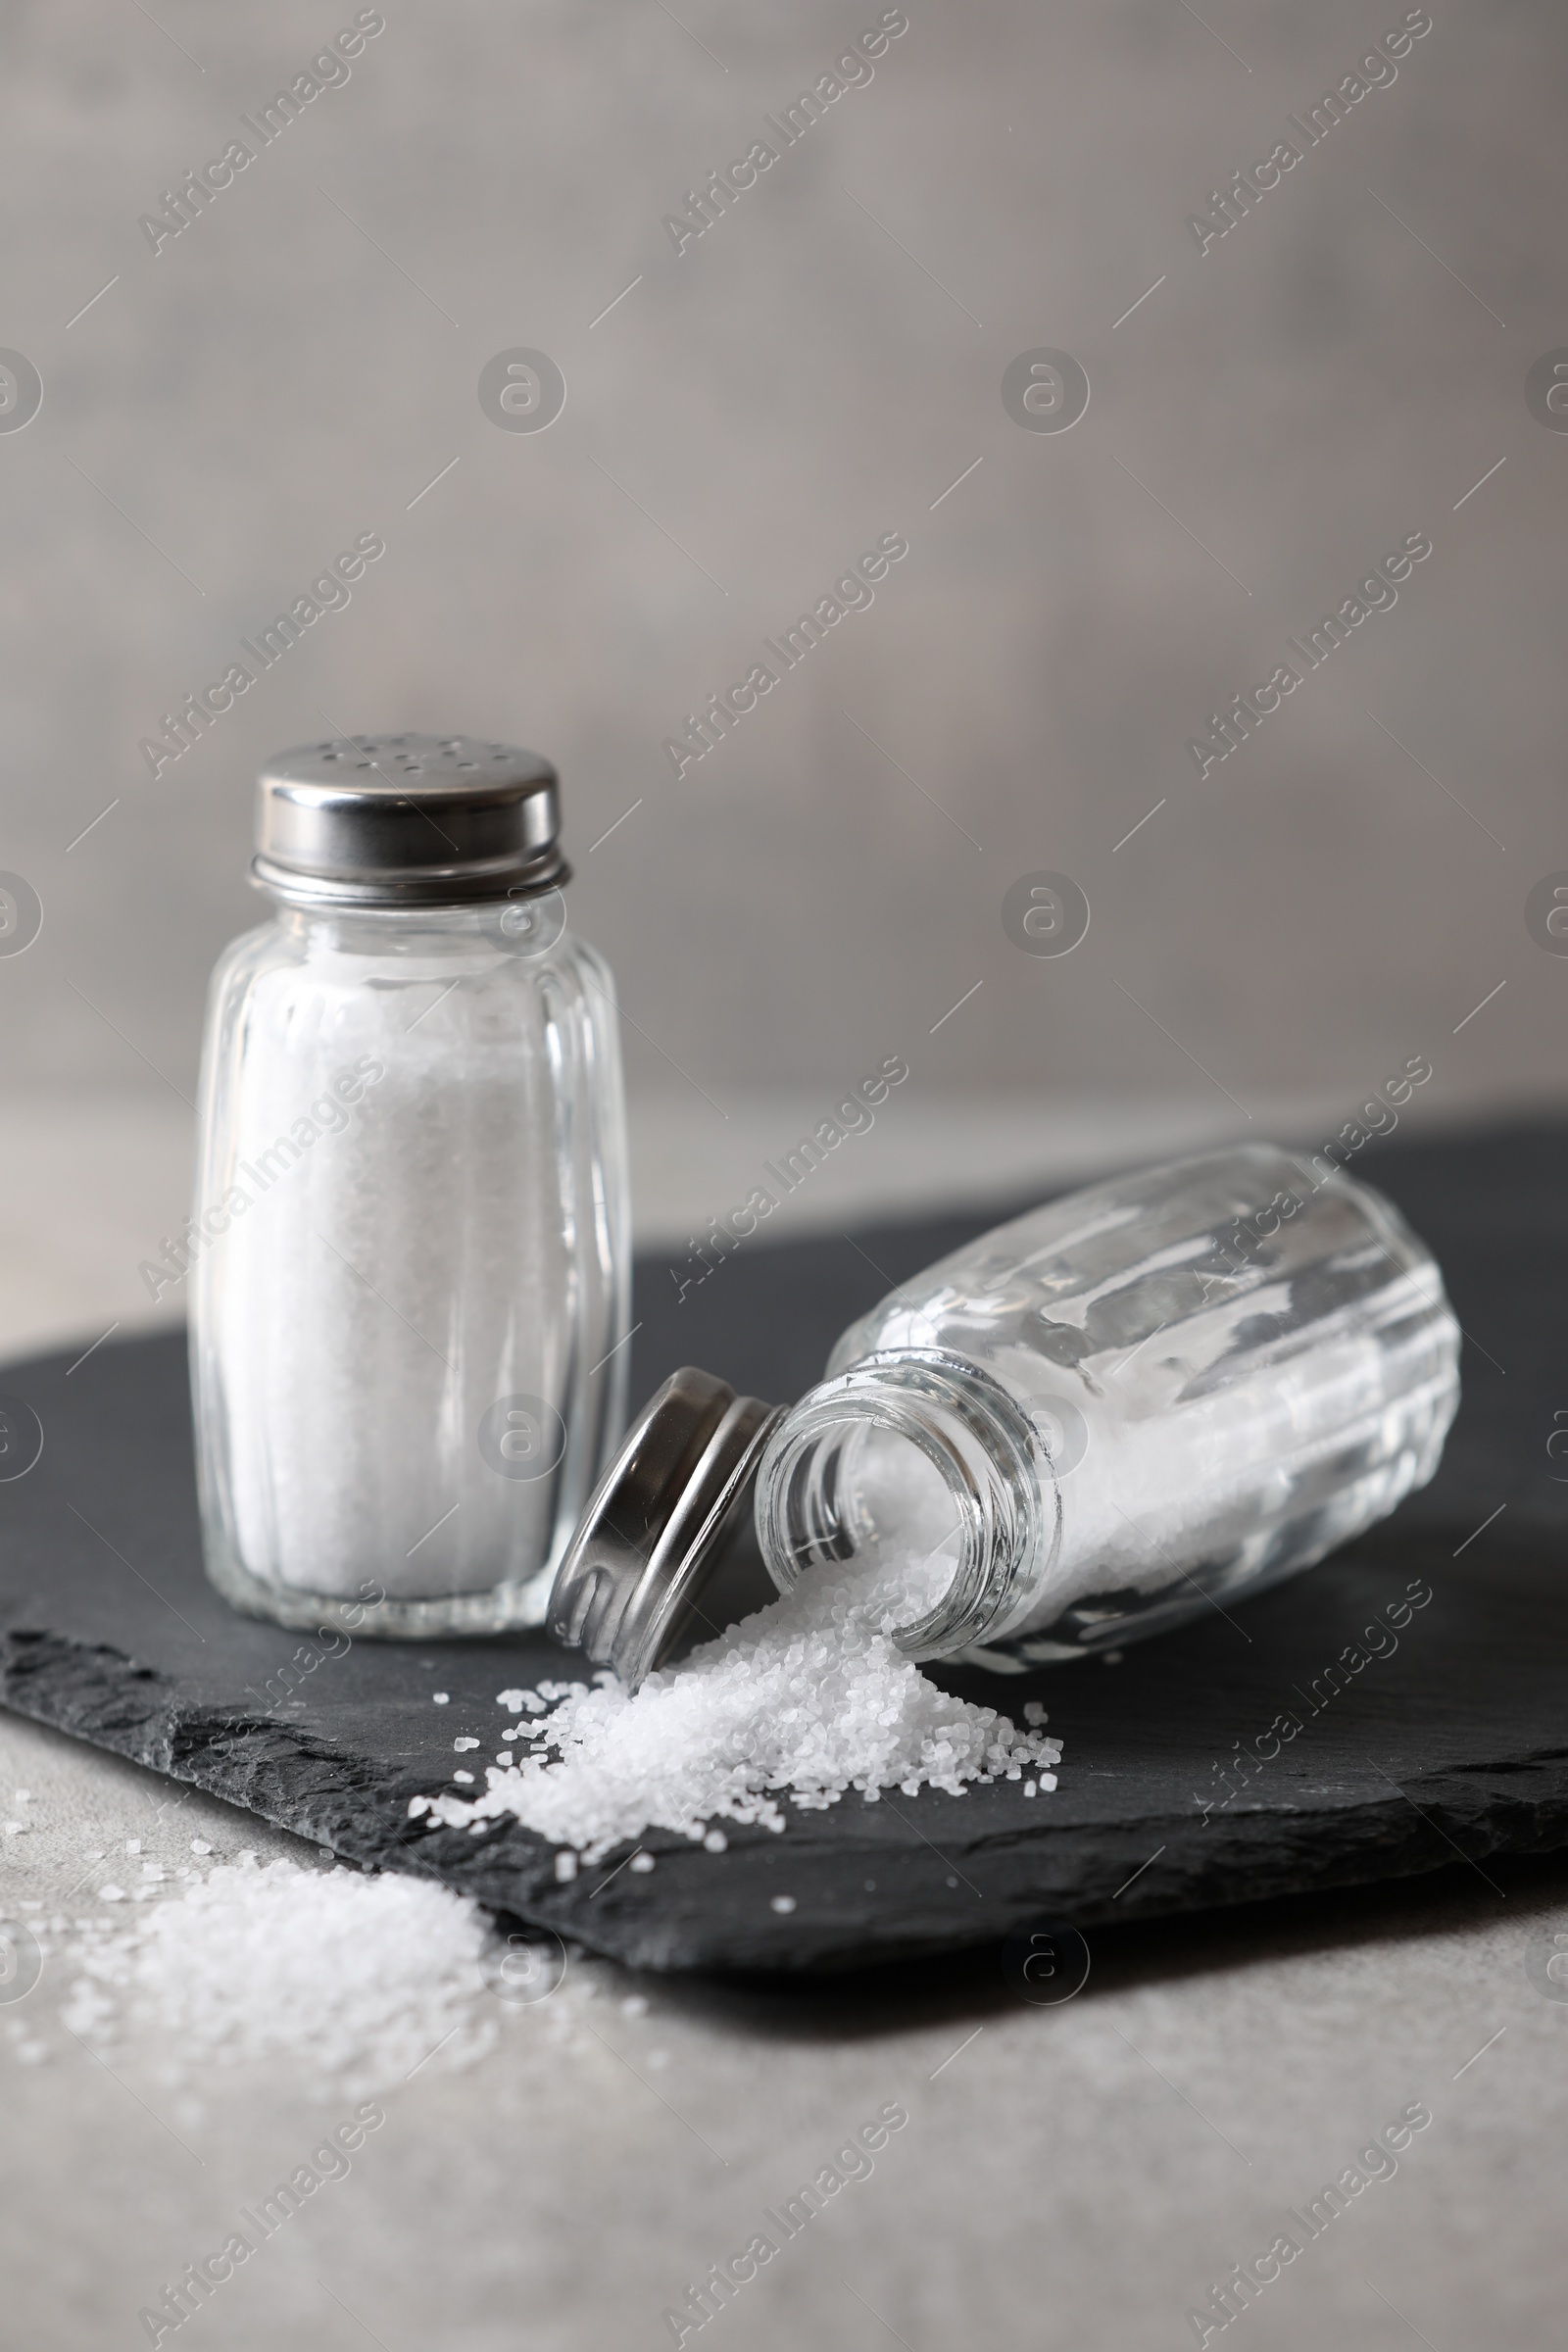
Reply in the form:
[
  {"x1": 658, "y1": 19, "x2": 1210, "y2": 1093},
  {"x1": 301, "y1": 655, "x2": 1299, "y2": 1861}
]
[
  {"x1": 188, "y1": 734, "x2": 630, "y2": 1637},
  {"x1": 548, "y1": 1144, "x2": 1459, "y2": 1687}
]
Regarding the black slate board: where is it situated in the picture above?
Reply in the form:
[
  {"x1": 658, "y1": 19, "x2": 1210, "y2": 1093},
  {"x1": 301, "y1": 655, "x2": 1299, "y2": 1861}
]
[{"x1": 3, "y1": 1124, "x2": 1566, "y2": 1975}]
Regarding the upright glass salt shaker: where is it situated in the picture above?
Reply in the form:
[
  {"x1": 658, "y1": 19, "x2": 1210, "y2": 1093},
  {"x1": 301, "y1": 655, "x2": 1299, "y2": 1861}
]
[
  {"x1": 547, "y1": 1145, "x2": 1459, "y2": 1686},
  {"x1": 189, "y1": 734, "x2": 630, "y2": 1637}
]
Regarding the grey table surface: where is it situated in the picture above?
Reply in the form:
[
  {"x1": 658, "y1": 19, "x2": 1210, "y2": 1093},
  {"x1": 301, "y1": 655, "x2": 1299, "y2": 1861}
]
[{"x1": 2, "y1": 1099, "x2": 1564, "y2": 2352}]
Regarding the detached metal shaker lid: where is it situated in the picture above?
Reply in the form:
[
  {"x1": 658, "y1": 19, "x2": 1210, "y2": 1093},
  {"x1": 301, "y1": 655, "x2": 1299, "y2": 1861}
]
[
  {"x1": 252, "y1": 733, "x2": 568, "y2": 908},
  {"x1": 547, "y1": 1369, "x2": 782, "y2": 1694}
]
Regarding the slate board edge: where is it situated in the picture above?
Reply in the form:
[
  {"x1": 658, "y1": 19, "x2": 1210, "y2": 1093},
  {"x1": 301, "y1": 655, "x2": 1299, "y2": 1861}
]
[{"x1": 7, "y1": 1623, "x2": 1565, "y2": 1976}]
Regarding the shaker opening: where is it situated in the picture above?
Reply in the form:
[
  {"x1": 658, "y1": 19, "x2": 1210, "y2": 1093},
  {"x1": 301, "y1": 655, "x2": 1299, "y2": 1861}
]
[
  {"x1": 849, "y1": 1424, "x2": 967, "y2": 1600},
  {"x1": 753, "y1": 1351, "x2": 1054, "y2": 1662},
  {"x1": 757, "y1": 1412, "x2": 976, "y2": 1652}
]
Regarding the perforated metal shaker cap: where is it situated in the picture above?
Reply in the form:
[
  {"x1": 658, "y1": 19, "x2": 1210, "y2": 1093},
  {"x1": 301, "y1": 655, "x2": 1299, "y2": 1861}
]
[
  {"x1": 547, "y1": 1368, "x2": 783, "y2": 1693},
  {"x1": 252, "y1": 733, "x2": 567, "y2": 908}
]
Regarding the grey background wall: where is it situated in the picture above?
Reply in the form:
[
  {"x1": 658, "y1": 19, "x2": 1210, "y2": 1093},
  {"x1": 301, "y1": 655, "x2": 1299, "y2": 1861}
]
[{"x1": 1, "y1": 0, "x2": 1564, "y2": 1127}]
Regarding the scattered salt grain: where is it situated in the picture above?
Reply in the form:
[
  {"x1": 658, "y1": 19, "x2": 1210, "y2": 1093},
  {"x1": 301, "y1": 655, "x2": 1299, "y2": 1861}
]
[
  {"x1": 60, "y1": 1853, "x2": 503, "y2": 2092},
  {"x1": 702, "y1": 1830, "x2": 727, "y2": 1854},
  {"x1": 452, "y1": 1771, "x2": 474, "y2": 1785},
  {"x1": 189, "y1": 1839, "x2": 212, "y2": 1855},
  {"x1": 414, "y1": 1539, "x2": 1064, "y2": 1866},
  {"x1": 1023, "y1": 1702, "x2": 1049, "y2": 1726},
  {"x1": 621, "y1": 1994, "x2": 649, "y2": 2018},
  {"x1": 100, "y1": 1886, "x2": 125, "y2": 1902},
  {"x1": 628, "y1": 1853, "x2": 656, "y2": 1874},
  {"x1": 454, "y1": 1738, "x2": 479, "y2": 1751},
  {"x1": 14, "y1": 1790, "x2": 30, "y2": 1803},
  {"x1": 1023, "y1": 1781, "x2": 1037, "y2": 1798},
  {"x1": 4, "y1": 1824, "x2": 24, "y2": 1837},
  {"x1": 124, "y1": 1840, "x2": 141, "y2": 1855},
  {"x1": 770, "y1": 1895, "x2": 797, "y2": 1915},
  {"x1": 555, "y1": 1852, "x2": 578, "y2": 1883},
  {"x1": 432, "y1": 1692, "x2": 450, "y2": 1705},
  {"x1": 496, "y1": 1689, "x2": 527, "y2": 1710}
]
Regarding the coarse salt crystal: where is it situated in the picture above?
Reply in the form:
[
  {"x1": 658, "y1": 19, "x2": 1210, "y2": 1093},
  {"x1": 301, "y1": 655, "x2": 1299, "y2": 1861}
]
[
  {"x1": 452, "y1": 1771, "x2": 474, "y2": 1785},
  {"x1": 628, "y1": 1853, "x2": 656, "y2": 1874},
  {"x1": 412, "y1": 1538, "x2": 1064, "y2": 1866},
  {"x1": 496, "y1": 1690, "x2": 527, "y2": 1710},
  {"x1": 190, "y1": 1840, "x2": 212, "y2": 1855},
  {"x1": 432, "y1": 1692, "x2": 450, "y2": 1705},
  {"x1": 58, "y1": 1853, "x2": 502, "y2": 2093},
  {"x1": 453, "y1": 1738, "x2": 479, "y2": 1751}
]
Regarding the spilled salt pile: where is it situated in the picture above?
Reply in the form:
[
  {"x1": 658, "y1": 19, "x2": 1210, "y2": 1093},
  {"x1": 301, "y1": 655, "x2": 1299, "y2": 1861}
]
[
  {"x1": 62, "y1": 1853, "x2": 503, "y2": 2092},
  {"x1": 415, "y1": 1543, "x2": 1063, "y2": 1865}
]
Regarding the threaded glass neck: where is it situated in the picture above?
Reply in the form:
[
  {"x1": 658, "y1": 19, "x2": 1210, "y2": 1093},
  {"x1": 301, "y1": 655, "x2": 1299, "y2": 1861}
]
[{"x1": 753, "y1": 1349, "x2": 1057, "y2": 1660}]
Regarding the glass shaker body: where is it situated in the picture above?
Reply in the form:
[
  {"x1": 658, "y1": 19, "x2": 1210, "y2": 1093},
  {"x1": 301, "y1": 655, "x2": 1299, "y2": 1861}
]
[
  {"x1": 754, "y1": 1145, "x2": 1460, "y2": 1664},
  {"x1": 190, "y1": 900, "x2": 630, "y2": 1636}
]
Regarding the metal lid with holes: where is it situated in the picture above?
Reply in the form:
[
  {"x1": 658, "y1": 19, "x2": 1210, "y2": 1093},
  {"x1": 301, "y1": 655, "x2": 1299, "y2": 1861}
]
[
  {"x1": 547, "y1": 1367, "x2": 782, "y2": 1693},
  {"x1": 251, "y1": 733, "x2": 568, "y2": 908}
]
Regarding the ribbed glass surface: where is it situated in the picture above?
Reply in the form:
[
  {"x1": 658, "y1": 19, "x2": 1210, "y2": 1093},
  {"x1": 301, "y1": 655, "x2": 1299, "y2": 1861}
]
[
  {"x1": 189, "y1": 905, "x2": 629, "y2": 1637},
  {"x1": 820, "y1": 1145, "x2": 1460, "y2": 1657}
]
